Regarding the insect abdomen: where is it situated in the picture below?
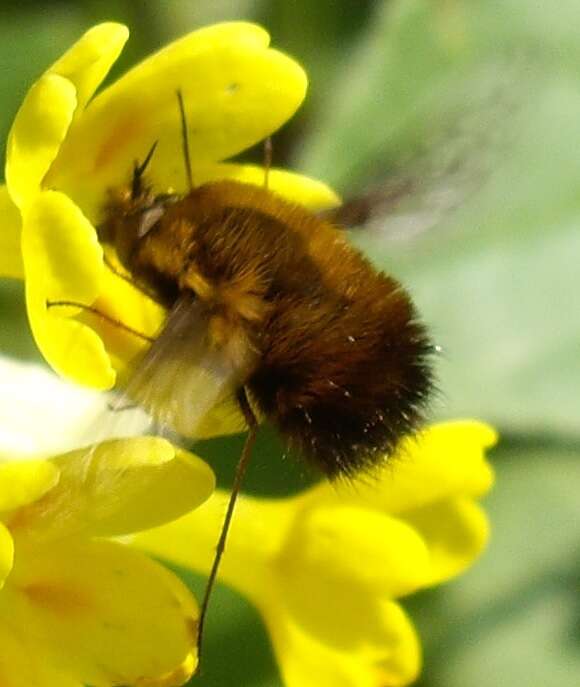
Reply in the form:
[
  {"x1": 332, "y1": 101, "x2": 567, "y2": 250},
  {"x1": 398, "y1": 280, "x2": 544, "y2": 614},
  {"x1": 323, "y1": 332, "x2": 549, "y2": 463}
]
[{"x1": 248, "y1": 255, "x2": 433, "y2": 478}]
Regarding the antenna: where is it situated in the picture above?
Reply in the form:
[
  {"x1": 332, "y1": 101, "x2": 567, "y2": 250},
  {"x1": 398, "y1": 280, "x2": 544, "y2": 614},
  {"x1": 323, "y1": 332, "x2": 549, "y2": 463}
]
[
  {"x1": 131, "y1": 140, "x2": 158, "y2": 199},
  {"x1": 177, "y1": 89, "x2": 194, "y2": 191}
]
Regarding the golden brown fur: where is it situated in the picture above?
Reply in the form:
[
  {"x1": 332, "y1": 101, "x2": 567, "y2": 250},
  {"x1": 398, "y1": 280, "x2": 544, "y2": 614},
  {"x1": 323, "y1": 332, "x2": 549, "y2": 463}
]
[{"x1": 101, "y1": 179, "x2": 433, "y2": 477}]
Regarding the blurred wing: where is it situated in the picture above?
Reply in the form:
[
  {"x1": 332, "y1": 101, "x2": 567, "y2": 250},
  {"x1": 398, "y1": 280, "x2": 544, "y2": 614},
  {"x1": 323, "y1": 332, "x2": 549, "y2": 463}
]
[
  {"x1": 323, "y1": 59, "x2": 529, "y2": 240},
  {"x1": 110, "y1": 294, "x2": 245, "y2": 439},
  {"x1": 67, "y1": 293, "x2": 246, "y2": 512},
  {"x1": 322, "y1": 154, "x2": 483, "y2": 240}
]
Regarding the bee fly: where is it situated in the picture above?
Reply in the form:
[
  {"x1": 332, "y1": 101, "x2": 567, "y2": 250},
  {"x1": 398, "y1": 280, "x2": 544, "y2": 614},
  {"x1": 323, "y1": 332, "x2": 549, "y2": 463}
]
[{"x1": 55, "y1": 92, "x2": 433, "y2": 660}]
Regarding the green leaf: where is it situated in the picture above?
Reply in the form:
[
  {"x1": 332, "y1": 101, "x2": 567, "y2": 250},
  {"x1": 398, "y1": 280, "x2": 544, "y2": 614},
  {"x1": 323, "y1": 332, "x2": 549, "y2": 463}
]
[{"x1": 0, "y1": 281, "x2": 39, "y2": 361}]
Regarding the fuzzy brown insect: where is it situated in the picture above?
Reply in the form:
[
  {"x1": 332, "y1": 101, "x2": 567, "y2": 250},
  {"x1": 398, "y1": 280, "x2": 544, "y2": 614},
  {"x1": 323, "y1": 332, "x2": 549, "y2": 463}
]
[
  {"x1": 99, "y1": 168, "x2": 433, "y2": 479},
  {"x1": 94, "y1": 110, "x2": 433, "y2": 660}
]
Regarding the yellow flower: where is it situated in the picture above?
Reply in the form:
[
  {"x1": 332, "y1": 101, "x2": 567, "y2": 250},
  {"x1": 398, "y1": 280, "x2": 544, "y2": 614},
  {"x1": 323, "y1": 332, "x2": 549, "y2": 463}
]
[
  {"x1": 135, "y1": 420, "x2": 497, "y2": 687},
  {"x1": 0, "y1": 355, "x2": 215, "y2": 686},
  {"x1": 0, "y1": 433, "x2": 215, "y2": 687},
  {"x1": 0, "y1": 22, "x2": 339, "y2": 405}
]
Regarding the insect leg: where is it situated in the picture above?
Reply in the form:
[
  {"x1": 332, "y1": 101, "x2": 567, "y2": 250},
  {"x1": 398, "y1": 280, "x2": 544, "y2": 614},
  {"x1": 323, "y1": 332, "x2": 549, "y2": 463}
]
[
  {"x1": 103, "y1": 254, "x2": 134, "y2": 283},
  {"x1": 103, "y1": 255, "x2": 160, "y2": 302},
  {"x1": 46, "y1": 300, "x2": 155, "y2": 343},
  {"x1": 196, "y1": 386, "x2": 258, "y2": 665}
]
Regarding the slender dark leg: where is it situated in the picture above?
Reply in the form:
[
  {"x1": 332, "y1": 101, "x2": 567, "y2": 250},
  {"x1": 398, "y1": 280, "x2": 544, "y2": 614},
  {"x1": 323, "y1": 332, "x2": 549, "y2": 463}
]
[
  {"x1": 196, "y1": 386, "x2": 258, "y2": 665},
  {"x1": 46, "y1": 300, "x2": 155, "y2": 343},
  {"x1": 103, "y1": 254, "x2": 128, "y2": 281},
  {"x1": 102, "y1": 255, "x2": 160, "y2": 302}
]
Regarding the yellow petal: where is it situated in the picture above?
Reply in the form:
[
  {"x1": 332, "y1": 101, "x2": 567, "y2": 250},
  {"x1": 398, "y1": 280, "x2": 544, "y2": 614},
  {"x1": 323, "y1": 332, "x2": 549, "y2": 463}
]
[
  {"x1": 5, "y1": 74, "x2": 76, "y2": 209},
  {"x1": 89, "y1": 257, "x2": 165, "y2": 371},
  {"x1": 0, "y1": 185, "x2": 24, "y2": 278},
  {"x1": 48, "y1": 23, "x2": 129, "y2": 114},
  {"x1": 9, "y1": 538, "x2": 197, "y2": 686},
  {"x1": 22, "y1": 191, "x2": 103, "y2": 302},
  {"x1": 136, "y1": 653, "x2": 197, "y2": 687},
  {"x1": 193, "y1": 396, "x2": 247, "y2": 439},
  {"x1": 13, "y1": 437, "x2": 214, "y2": 540},
  {"x1": 265, "y1": 599, "x2": 420, "y2": 687},
  {"x1": 48, "y1": 23, "x2": 307, "y2": 221},
  {"x1": 270, "y1": 619, "x2": 370, "y2": 687},
  {"x1": 0, "y1": 625, "x2": 80, "y2": 687},
  {"x1": 0, "y1": 458, "x2": 59, "y2": 511},
  {"x1": 0, "y1": 522, "x2": 14, "y2": 588},
  {"x1": 133, "y1": 490, "x2": 285, "y2": 601},
  {"x1": 373, "y1": 602, "x2": 421, "y2": 687},
  {"x1": 25, "y1": 289, "x2": 114, "y2": 389},
  {"x1": 335, "y1": 421, "x2": 497, "y2": 515},
  {"x1": 152, "y1": 162, "x2": 341, "y2": 211},
  {"x1": 136, "y1": 493, "x2": 425, "y2": 686},
  {"x1": 281, "y1": 505, "x2": 430, "y2": 603},
  {"x1": 21, "y1": 190, "x2": 115, "y2": 388},
  {"x1": 405, "y1": 496, "x2": 490, "y2": 586}
]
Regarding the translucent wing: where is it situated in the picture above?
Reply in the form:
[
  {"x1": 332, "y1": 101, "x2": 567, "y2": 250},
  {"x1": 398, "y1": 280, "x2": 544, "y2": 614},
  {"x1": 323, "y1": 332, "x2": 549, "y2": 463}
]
[
  {"x1": 323, "y1": 149, "x2": 484, "y2": 240},
  {"x1": 323, "y1": 59, "x2": 530, "y2": 240},
  {"x1": 55, "y1": 292, "x2": 245, "y2": 533},
  {"x1": 110, "y1": 293, "x2": 248, "y2": 440}
]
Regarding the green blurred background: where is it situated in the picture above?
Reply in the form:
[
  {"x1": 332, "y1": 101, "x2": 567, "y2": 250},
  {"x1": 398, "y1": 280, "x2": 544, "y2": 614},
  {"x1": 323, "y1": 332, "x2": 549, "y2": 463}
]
[{"x1": 1, "y1": 1, "x2": 579, "y2": 685}]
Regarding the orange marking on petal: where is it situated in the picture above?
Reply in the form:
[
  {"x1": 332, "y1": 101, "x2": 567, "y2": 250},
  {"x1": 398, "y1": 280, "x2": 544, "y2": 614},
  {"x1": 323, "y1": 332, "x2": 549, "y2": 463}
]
[
  {"x1": 6, "y1": 496, "x2": 49, "y2": 533},
  {"x1": 94, "y1": 112, "x2": 145, "y2": 171},
  {"x1": 5, "y1": 508, "x2": 34, "y2": 533},
  {"x1": 21, "y1": 581, "x2": 92, "y2": 616}
]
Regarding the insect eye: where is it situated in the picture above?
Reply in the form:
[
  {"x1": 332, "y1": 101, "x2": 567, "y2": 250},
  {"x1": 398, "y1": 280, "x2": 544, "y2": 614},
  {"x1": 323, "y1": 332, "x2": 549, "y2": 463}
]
[
  {"x1": 137, "y1": 204, "x2": 166, "y2": 238},
  {"x1": 135, "y1": 192, "x2": 182, "y2": 238}
]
